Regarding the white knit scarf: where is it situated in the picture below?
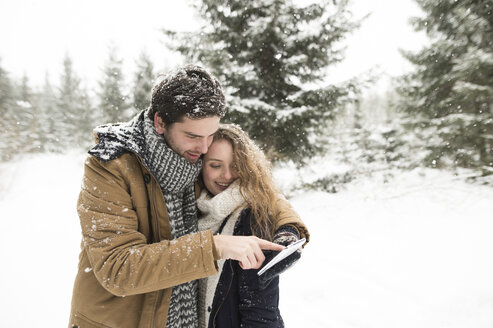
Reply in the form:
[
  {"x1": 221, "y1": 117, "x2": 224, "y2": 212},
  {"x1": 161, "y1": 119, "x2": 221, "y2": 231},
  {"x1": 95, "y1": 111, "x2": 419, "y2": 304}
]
[{"x1": 196, "y1": 180, "x2": 247, "y2": 327}]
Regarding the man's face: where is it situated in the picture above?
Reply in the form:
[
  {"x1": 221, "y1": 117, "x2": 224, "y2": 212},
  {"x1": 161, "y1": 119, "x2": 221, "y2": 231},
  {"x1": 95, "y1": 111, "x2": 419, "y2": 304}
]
[{"x1": 154, "y1": 113, "x2": 220, "y2": 163}]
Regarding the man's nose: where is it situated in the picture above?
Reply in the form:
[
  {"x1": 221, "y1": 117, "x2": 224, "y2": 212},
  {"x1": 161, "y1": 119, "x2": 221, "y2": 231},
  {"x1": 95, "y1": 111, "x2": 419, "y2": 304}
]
[{"x1": 197, "y1": 138, "x2": 209, "y2": 154}]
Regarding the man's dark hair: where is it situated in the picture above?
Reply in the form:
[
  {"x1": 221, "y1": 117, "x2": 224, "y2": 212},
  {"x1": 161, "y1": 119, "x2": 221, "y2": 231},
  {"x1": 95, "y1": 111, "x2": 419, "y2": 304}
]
[{"x1": 147, "y1": 65, "x2": 226, "y2": 125}]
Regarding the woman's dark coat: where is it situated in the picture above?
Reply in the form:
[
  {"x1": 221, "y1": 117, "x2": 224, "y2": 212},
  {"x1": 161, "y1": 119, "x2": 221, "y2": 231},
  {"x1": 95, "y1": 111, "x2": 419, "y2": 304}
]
[{"x1": 208, "y1": 209, "x2": 284, "y2": 328}]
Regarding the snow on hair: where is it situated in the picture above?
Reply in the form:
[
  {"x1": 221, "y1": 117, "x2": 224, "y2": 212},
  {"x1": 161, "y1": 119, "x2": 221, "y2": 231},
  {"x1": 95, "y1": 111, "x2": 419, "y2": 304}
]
[{"x1": 148, "y1": 65, "x2": 226, "y2": 124}]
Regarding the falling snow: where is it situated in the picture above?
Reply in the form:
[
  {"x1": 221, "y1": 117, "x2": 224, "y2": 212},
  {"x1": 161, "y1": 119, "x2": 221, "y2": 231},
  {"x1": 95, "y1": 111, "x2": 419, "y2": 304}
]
[{"x1": 0, "y1": 152, "x2": 492, "y2": 327}]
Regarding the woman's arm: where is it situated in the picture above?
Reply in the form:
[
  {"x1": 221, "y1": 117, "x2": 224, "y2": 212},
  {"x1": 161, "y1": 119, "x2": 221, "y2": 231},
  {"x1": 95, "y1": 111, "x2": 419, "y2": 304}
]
[
  {"x1": 274, "y1": 196, "x2": 310, "y2": 244},
  {"x1": 257, "y1": 225, "x2": 301, "y2": 288}
]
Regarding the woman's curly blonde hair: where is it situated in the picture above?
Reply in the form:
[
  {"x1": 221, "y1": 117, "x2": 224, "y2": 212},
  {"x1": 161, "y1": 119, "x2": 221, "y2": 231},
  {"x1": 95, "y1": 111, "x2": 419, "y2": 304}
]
[{"x1": 211, "y1": 123, "x2": 284, "y2": 241}]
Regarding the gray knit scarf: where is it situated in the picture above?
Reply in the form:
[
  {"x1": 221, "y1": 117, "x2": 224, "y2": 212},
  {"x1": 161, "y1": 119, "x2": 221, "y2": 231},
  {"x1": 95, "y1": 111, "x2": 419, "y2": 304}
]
[{"x1": 142, "y1": 116, "x2": 201, "y2": 328}]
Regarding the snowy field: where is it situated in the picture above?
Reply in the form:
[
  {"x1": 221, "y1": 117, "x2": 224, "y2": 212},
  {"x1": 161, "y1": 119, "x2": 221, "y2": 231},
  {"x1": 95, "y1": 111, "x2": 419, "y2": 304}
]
[{"x1": 1, "y1": 152, "x2": 492, "y2": 327}]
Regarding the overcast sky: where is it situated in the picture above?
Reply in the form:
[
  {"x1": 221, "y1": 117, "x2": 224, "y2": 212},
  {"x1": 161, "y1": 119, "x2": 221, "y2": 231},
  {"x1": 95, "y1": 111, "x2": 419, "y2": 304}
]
[{"x1": 0, "y1": 0, "x2": 428, "y2": 91}]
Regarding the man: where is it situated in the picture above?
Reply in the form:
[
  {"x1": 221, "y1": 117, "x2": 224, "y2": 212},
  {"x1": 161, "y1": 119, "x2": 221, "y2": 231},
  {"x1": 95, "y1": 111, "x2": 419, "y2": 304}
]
[{"x1": 69, "y1": 65, "x2": 308, "y2": 328}]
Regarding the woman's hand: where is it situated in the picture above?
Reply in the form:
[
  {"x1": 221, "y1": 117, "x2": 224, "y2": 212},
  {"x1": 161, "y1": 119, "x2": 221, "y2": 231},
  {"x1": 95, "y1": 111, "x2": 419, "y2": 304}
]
[{"x1": 257, "y1": 225, "x2": 303, "y2": 288}]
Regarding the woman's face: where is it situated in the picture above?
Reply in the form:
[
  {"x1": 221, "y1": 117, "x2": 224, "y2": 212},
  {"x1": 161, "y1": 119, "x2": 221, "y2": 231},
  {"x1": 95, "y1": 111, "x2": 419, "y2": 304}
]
[{"x1": 202, "y1": 139, "x2": 239, "y2": 195}]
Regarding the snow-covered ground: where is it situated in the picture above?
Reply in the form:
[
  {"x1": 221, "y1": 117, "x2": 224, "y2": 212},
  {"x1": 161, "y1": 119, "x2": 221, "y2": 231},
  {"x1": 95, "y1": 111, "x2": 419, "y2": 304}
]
[{"x1": 1, "y1": 152, "x2": 492, "y2": 327}]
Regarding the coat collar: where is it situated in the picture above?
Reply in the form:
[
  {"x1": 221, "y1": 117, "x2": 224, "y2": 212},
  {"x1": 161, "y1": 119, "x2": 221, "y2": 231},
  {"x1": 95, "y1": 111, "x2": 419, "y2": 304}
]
[{"x1": 88, "y1": 110, "x2": 147, "y2": 162}]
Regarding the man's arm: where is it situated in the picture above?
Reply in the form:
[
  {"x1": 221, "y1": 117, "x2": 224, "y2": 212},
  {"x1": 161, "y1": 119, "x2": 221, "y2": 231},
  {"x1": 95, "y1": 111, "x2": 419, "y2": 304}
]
[
  {"x1": 212, "y1": 235, "x2": 284, "y2": 270},
  {"x1": 78, "y1": 155, "x2": 218, "y2": 297}
]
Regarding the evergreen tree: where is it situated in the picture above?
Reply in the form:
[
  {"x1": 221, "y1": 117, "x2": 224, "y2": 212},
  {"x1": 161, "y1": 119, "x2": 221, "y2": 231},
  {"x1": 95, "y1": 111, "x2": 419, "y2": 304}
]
[
  {"x1": 38, "y1": 73, "x2": 58, "y2": 152},
  {"x1": 133, "y1": 51, "x2": 155, "y2": 112},
  {"x1": 1, "y1": 73, "x2": 34, "y2": 157},
  {"x1": 396, "y1": 0, "x2": 493, "y2": 170},
  {"x1": 0, "y1": 60, "x2": 16, "y2": 160},
  {"x1": 165, "y1": 0, "x2": 360, "y2": 161},
  {"x1": 77, "y1": 84, "x2": 96, "y2": 149},
  {"x1": 0, "y1": 60, "x2": 13, "y2": 113},
  {"x1": 98, "y1": 46, "x2": 130, "y2": 123},
  {"x1": 56, "y1": 54, "x2": 88, "y2": 149},
  {"x1": 18, "y1": 74, "x2": 41, "y2": 152}
]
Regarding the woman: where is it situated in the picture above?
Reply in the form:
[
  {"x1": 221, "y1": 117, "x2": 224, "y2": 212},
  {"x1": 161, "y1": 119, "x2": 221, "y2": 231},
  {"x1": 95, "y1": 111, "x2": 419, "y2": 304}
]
[{"x1": 197, "y1": 124, "x2": 309, "y2": 328}]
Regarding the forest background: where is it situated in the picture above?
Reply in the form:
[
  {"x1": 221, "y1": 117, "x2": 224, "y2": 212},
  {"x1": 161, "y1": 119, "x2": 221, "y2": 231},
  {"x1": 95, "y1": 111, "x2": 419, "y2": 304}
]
[
  {"x1": 1, "y1": 1, "x2": 493, "y2": 327},
  {"x1": 1, "y1": 0, "x2": 491, "y2": 181}
]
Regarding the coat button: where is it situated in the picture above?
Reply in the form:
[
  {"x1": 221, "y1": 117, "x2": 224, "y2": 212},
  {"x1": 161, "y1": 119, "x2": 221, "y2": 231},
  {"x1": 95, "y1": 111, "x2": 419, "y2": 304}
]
[
  {"x1": 207, "y1": 306, "x2": 212, "y2": 312},
  {"x1": 143, "y1": 174, "x2": 151, "y2": 184}
]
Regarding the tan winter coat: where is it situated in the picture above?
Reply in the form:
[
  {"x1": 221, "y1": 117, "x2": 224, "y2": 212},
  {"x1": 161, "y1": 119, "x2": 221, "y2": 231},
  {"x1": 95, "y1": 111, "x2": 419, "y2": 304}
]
[{"x1": 69, "y1": 152, "x2": 309, "y2": 328}]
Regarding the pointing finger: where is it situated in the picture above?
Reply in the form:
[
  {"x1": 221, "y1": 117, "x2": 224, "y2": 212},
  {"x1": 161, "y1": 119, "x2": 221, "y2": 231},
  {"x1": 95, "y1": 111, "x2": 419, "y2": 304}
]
[{"x1": 258, "y1": 239, "x2": 285, "y2": 251}]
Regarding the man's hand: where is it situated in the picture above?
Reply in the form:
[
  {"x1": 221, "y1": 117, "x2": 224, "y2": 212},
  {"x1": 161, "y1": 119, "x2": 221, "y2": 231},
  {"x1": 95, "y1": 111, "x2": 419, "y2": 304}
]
[{"x1": 213, "y1": 235, "x2": 285, "y2": 270}]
